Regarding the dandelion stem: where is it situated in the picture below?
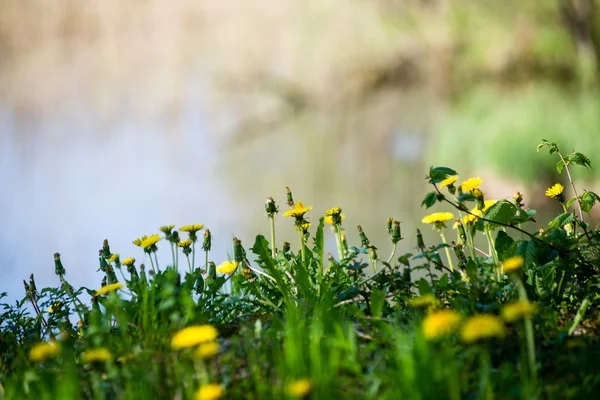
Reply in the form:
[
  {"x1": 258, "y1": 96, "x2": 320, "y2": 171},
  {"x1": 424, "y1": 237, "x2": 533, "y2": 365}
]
[
  {"x1": 386, "y1": 242, "x2": 397, "y2": 266},
  {"x1": 186, "y1": 254, "x2": 192, "y2": 273},
  {"x1": 192, "y1": 242, "x2": 196, "y2": 270},
  {"x1": 147, "y1": 252, "x2": 157, "y2": 274},
  {"x1": 298, "y1": 229, "x2": 306, "y2": 265},
  {"x1": 335, "y1": 225, "x2": 344, "y2": 260},
  {"x1": 516, "y1": 278, "x2": 537, "y2": 385},
  {"x1": 438, "y1": 230, "x2": 454, "y2": 272},
  {"x1": 270, "y1": 216, "x2": 277, "y2": 259},
  {"x1": 485, "y1": 226, "x2": 500, "y2": 280},
  {"x1": 170, "y1": 243, "x2": 176, "y2": 269}
]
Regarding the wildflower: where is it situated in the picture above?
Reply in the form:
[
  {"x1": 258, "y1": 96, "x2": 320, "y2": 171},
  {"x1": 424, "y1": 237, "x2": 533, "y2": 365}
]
[
  {"x1": 325, "y1": 214, "x2": 346, "y2": 225},
  {"x1": 122, "y1": 257, "x2": 135, "y2": 266},
  {"x1": 108, "y1": 254, "x2": 120, "y2": 263},
  {"x1": 140, "y1": 234, "x2": 161, "y2": 250},
  {"x1": 502, "y1": 256, "x2": 524, "y2": 273},
  {"x1": 422, "y1": 310, "x2": 462, "y2": 340},
  {"x1": 172, "y1": 325, "x2": 219, "y2": 349},
  {"x1": 460, "y1": 177, "x2": 483, "y2": 192},
  {"x1": 180, "y1": 224, "x2": 205, "y2": 234},
  {"x1": 29, "y1": 341, "x2": 60, "y2": 362},
  {"x1": 294, "y1": 222, "x2": 312, "y2": 232},
  {"x1": 461, "y1": 315, "x2": 505, "y2": 343},
  {"x1": 132, "y1": 236, "x2": 148, "y2": 247},
  {"x1": 422, "y1": 212, "x2": 455, "y2": 230},
  {"x1": 287, "y1": 378, "x2": 312, "y2": 398},
  {"x1": 195, "y1": 384, "x2": 223, "y2": 400},
  {"x1": 178, "y1": 239, "x2": 193, "y2": 248},
  {"x1": 440, "y1": 176, "x2": 458, "y2": 188},
  {"x1": 160, "y1": 225, "x2": 175, "y2": 234},
  {"x1": 283, "y1": 202, "x2": 312, "y2": 218},
  {"x1": 216, "y1": 260, "x2": 238, "y2": 274},
  {"x1": 501, "y1": 301, "x2": 537, "y2": 322},
  {"x1": 95, "y1": 282, "x2": 123, "y2": 296},
  {"x1": 409, "y1": 294, "x2": 439, "y2": 309},
  {"x1": 392, "y1": 220, "x2": 402, "y2": 243},
  {"x1": 202, "y1": 229, "x2": 212, "y2": 252},
  {"x1": 196, "y1": 341, "x2": 219, "y2": 359},
  {"x1": 265, "y1": 197, "x2": 279, "y2": 217},
  {"x1": 545, "y1": 183, "x2": 564, "y2": 201},
  {"x1": 82, "y1": 348, "x2": 112, "y2": 363}
]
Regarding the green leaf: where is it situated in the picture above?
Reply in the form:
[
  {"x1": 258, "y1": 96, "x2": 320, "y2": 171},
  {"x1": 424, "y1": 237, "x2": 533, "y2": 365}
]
[
  {"x1": 457, "y1": 193, "x2": 477, "y2": 203},
  {"x1": 557, "y1": 160, "x2": 565, "y2": 174},
  {"x1": 549, "y1": 212, "x2": 575, "y2": 229},
  {"x1": 418, "y1": 278, "x2": 432, "y2": 295},
  {"x1": 421, "y1": 192, "x2": 438, "y2": 209},
  {"x1": 252, "y1": 235, "x2": 287, "y2": 295},
  {"x1": 313, "y1": 217, "x2": 325, "y2": 274},
  {"x1": 370, "y1": 288, "x2": 386, "y2": 318},
  {"x1": 569, "y1": 152, "x2": 592, "y2": 169},
  {"x1": 516, "y1": 240, "x2": 537, "y2": 268},
  {"x1": 336, "y1": 287, "x2": 359, "y2": 301},
  {"x1": 484, "y1": 200, "x2": 517, "y2": 226},
  {"x1": 566, "y1": 197, "x2": 578, "y2": 209},
  {"x1": 428, "y1": 166, "x2": 458, "y2": 183},
  {"x1": 580, "y1": 191, "x2": 600, "y2": 214},
  {"x1": 495, "y1": 231, "x2": 515, "y2": 261}
]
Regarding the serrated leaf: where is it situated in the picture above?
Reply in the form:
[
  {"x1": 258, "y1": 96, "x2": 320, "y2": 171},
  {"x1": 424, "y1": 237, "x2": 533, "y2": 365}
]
[
  {"x1": 313, "y1": 217, "x2": 325, "y2": 274},
  {"x1": 484, "y1": 200, "x2": 517, "y2": 226},
  {"x1": 428, "y1": 166, "x2": 458, "y2": 183},
  {"x1": 557, "y1": 160, "x2": 565, "y2": 174},
  {"x1": 495, "y1": 231, "x2": 515, "y2": 261},
  {"x1": 516, "y1": 240, "x2": 537, "y2": 268},
  {"x1": 422, "y1": 192, "x2": 438, "y2": 209},
  {"x1": 569, "y1": 152, "x2": 592, "y2": 169},
  {"x1": 457, "y1": 193, "x2": 477, "y2": 203},
  {"x1": 549, "y1": 212, "x2": 575, "y2": 229}
]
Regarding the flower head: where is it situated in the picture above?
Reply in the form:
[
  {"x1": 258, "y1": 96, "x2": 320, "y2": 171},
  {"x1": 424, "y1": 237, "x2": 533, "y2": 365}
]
[
  {"x1": 287, "y1": 378, "x2": 313, "y2": 398},
  {"x1": 172, "y1": 325, "x2": 219, "y2": 349},
  {"x1": 178, "y1": 239, "x2": 193, "y2": 248},
  {"x1": 440, "y1": 176, "x2": 458, "y2": 188},
  {"x1": 216, "y1": 260, "x2": 238, "y2": 274},
  {"x1": 140, "y1": 234, "x2": 161, "y2": 250},
  {"x1": 545, "y1": 183, "x2": 564, "y2": 199},
  {"x1": 461, "y1": 315, "x2": 505, "y2": 343},
  {"x1": 501, "y1": 301, "x2": 537, "y2": 322},
  {"x1": 325, "y1": 213, "x2": 346, "y2": 225},
  {"x1": 82, "y1": 348, "x2": 112, "y2": 363},
  {"x1": 283, "y1": 202, "x2": 312, "y2": 218},
  {"x1": 502, "y1": 256, "x2": 524, "y2": 273},
  {"x1": 95, "y1": 282, "x2": 123, "y2": 296},
  {"x1": 409, "y1": 294, "x2": 439, "y2": 309},
  {"x1": 108, "y1": 254, "x2": 120, "y2": 263},
  {"x1": 160, "y1": 225, "x2": 175, "y2": 234},
  {"x1": 421, "y1": 212, "x2": 454, "y2": 224},
  {"x1": 195, "y1": 384, "x2": 223, "y2": 400},
  {"x1": 294, "y1": 222, "x2": 312, "y2": 232},
  {"x1": 180, "y1": 224, "x2": 205, "y2": 233},
  {"x1": 460, "y1": 177, "x2": 483, "y2": 192},
  {"x1": 196, "y1": 341, "x2": 220, "y2": 359},
  {"x1": 422, "y1": 310, "x2": 462, "y2": 340},
  {"x1": 29, "y1": 341, "x2": 60, "y2": 362},
  {"x1": 122, "y1": 257, "x2": 135, "y2": 266},
  {"x1": 324, "y1": 207, "x2": 342, "y2": 216}
]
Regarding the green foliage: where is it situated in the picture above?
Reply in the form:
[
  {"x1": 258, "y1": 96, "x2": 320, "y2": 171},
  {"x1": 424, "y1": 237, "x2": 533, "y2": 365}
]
[{"x1": 2, "y1": 141, "x2": 600, "y2": 399}]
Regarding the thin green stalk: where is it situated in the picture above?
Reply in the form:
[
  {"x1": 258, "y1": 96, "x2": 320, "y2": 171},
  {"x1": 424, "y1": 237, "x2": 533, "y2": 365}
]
[
  {"x1": 205, "y1": 249, "x2": 209, "y2": 272},
  {"x1": 154, "y1": 252, "x2": 160, "y2": 272},
  {"x1": 438, "y1": 230, "x2": 455, "y2": 272},
  {"x1": 191, "y1": 242, "x2": 196, "y2": 270},
  {"x1": 485, "y1": 226, "x2": 500, "y2": 280},
  {"x1": 298, "y1": 229, "x2": 306, "y2": 265},
  {"x1": 386, "y1": 242, "x2": 397, "y2": 266},
  {"x1": 170, "y1": 243, "x2": 176, "y2": 268},
  {"x1": 516, "y1": 278, "x2": 537, "y2": 385},
  {"x1": 147, "y1": 253, "x2": 157, "y2": 274},
  {"x1": 335, "y1": 226, "x2": 344, "y2": 260},
  {"x1": 185, "y1": 255, "x2": 192, "y2": 274},
  {"x1": 568, "y1": 297, "x2": 590, "y2": 335},
  {"x1": 270, "y1": 216, "x2": 277, "y2": 259}
]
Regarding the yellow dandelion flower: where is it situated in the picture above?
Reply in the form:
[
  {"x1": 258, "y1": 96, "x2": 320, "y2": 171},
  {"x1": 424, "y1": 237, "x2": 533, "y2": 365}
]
[
  {"x1": 287, "y1": 378, "x2": 313, "y2": 398},
  {"x1": 29, "y1": 341, "x2": 60, "y2": 362},
  {"x1": 48, "y1": 302, "x2": 62, "y2": 314},
  {"x1": 421, "y1": 212, "x2": 454, "y2": 225},
  {"x1": 324, "y1": 214, "x2": 346, "y2": 225},
  {"x1": 545, "y1": 183, "x2": 564, "y2": 199},
  {"x1": 196, "y1": 341, "x2": 219, "y2": 359},
  {"x1": 108, "y1": 254, "x2": 120, "y2": 263},
  {"x1": 160, "y1": 225, "x2": 175, "y2": 233},
  {"x1": 178, "y1": 239, "x2": 193, "y2": 248},
  {"x1": 324, "y1": 207, "x2": 342, "y2": 216},
  {"x1": 140, "y1": 234, "x2": 161, "y2": 249},
  {"x1": 195, "y1": 384, "x2": 223, "y2": 400},
  {"x1": 501, "y1": 301, "x2": 537, "y2": 322},
  {"x1": 409, "y1": 294, "x2": 439, "y2": 309},
  {"x1": 122, "y1": 257, "x2": 135, "y2": 266},
  {"x1": 502, "y1": 256, "x2": 524, "y2": 273},
  {"x1": 422, "y1": 310, "x2": 462, "y2": 340},
  {"x1": 294, "y1": 222, "x2": 312, "y2": 231},
  {"x1": 283, "y1": 202, "x2": 312, "y2": 218},
  {"x1": 95, "y1": 282, "x2": 124, "y2": 296},
  {"x1": 172, "y1": 325, "x2": 219, "y2": 349},
  {"x1": 461, "y1": 315, "x2": 505, "y2": 343},
  {"x1": 132, "y1": 235, "x2": 148, "y2": 247},
  {"x1": 180, "y1": 224, "x2": 205, "y2": 233},
  {"x1": 117, "y1": 353, "x2": 136, "y2": 364},
  {"x1": 440, "y1": 176, "x2": 458, "y2": 188},
  {"x1": 216, "y1": 260, "x2": 238, "y2": 274},
  {"x1": 460, "y1": 177, "x2": 483, "y2": 192},
  {"x1": 82, "y1": 348, "x2": 112, "y2": 363}
]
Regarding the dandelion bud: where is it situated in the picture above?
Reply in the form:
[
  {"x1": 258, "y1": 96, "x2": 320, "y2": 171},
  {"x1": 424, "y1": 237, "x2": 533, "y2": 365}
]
[
  {"x1": 139, "y1": 264, "x2": 148, "y2": 285},
  {"x1": 29, "y1": 274, "x2": 37, "y2": 299},
  {"x1": 416, "y1": 229, "x2": 426, "y2": 252},
  {"x1": 386, "y1": 217, "x2": 393, "y2": 235},
  {"x1": 513, "y1": 191, "x2": 523, "y2": 207},
  {"x1": 98, "y1": 250, "x2": 108, "y2": 272},
  {"x1": 101, "y1": 276, "x2": 107, "y2": 287},
  {"x1": 233, "y1": 237, "x2": 244, "y2": 263},
  {"x1": 455, "y1": 220, "x2": 467, "y2": 243},
  {"x1": 340, "y1": 231, "x2": 348, "y2": 255},
  {"x1": 283, "y1": 241, "x2": 291, "y2": 252},
  {"x1": 208, "y1": 261, "x2": 217, "y2": 278},
  {"x1": 452, "y1": 241, "x2": 467, "y2": 266},
  {"x1": 472, "y1": 188, "x2": 485, "y2": 211},
  {"x1": 169, "y1": 230, "x2": 180, "y2": 244},
  {"x1": 102, "y1": 239, "x2": 111, "y2": 258},
  {"x1": 265, "y1": 197, "x2": 279, "y2": 217},
  {"x1": 54, "y1": 253, "x2": 66, "y2": 276},
  {"x1": 105, "y1": 265, "x2": 118, "y2": 285},
  {"x1": 368, "y1": 246, "x2": 378, "y2": 262},
  {"x1": 286, "y1": 187, "x2": 294, "y2": 207},
  {"x1": 392, "y1": 221, "x2": 402, "y2": 244},
  {"x1": 357, "y1": 225, "x2": 370, "y2": 246},
  {"x1": 202, "y1": 229, "x2": 212, "y2": 252}
]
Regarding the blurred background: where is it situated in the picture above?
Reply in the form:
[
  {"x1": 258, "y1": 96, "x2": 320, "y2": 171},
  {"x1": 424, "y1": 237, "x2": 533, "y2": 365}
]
[{"x1": 1, "y1": 0, "x2": 600, "y2": 301}]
